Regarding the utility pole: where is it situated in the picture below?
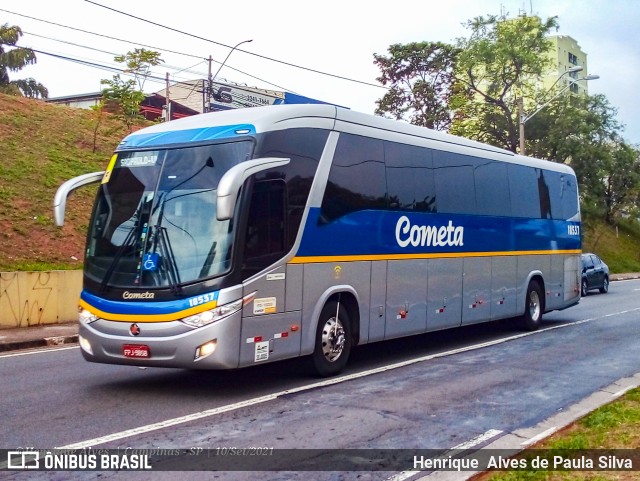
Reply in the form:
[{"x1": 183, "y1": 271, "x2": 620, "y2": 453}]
[
  {"x1": 165, "y1": 72, "x2": 172, "y2": 122},
  {"x1": 518, "y1": 97, "x2": 525, "y2": 156},
  {"x1": 204, "y1": 55, "x2": 213, "y2": 113}
]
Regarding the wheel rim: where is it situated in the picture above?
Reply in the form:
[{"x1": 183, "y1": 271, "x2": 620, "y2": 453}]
[
  {"x1": 320, "y1": 317, "x2": 346, "y2": 363},
  {"x1": 529, "y1": 290, "x2": 541, "y2": 321}
]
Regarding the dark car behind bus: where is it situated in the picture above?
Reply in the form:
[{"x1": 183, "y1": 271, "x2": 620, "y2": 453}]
[{"x1": 581, "y1": 253, "x2": 609, "y2": 296}]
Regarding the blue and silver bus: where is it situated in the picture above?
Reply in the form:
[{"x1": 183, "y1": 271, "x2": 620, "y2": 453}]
[{"x1": 54, "y1": 104, "x2": 581, "y2": 376}]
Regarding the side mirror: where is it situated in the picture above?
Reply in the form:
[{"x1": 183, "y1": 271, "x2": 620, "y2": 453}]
[
  {"x1": 216, "y1": 157, "x2": 290, "y2": 221},
  {"x1": 53, "y1": 171, "x2": 105, "y2": 226}
]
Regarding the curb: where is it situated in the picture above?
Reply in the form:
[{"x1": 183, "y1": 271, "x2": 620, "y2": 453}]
[
  {"x1": 0, "y1": 335, "x2": 79, "y2": 353},
  {"x1": 612, "y1": 274, "x2": 640, "y2": 281}
]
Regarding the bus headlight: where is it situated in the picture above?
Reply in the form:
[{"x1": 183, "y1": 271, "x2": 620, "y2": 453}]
[
  {"x1": 181, "y1": 298, "x2": 243, "y2": 328},
  {"x1": 79, "y1": 308, "x2": 98, "y2": 324}
]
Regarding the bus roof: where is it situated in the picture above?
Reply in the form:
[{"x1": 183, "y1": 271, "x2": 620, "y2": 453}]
[{"x1": 118, "y1": 105, "x2": 574, "y2": 174}]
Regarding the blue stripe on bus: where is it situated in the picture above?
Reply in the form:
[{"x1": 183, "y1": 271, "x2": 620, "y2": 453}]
[
  {"x1": 118, "y1": 124, "x2": 256, "y2": 149},
  {"x1": 296, "y1": 209, "x2": 581, "y2": 257},
  {"x1": 80, "y1": 290, "x2": 219, "y2": 316}
]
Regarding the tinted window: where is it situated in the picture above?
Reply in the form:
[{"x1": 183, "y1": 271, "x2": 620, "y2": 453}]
[
  {"x1": 475, "y1": 160, "x2": 511, "y2": 216},
  {"x1": 385, "y1": 142, "x2": 436, "y2": 213},
  {"x1": 254, "y1": 128, "x2": 328, "y2": 246},
  {"x1": 320, "y1": 134, "x2": 387, "y2": 223},
  {"x1": 543, "y1": 170, "x2": 579, "y2": 220},
  {"x1": 508, "y1": 164, "x2": 541, "y2": 218},
  {"x1": 242, "y1": 180, "x2": 286, "y2": 274},
  {"x1": 433, "y1": 150, "x2": 477, "y2": 215},
  {"x1": 583, "y1": 255, "x2": 595, "y2": 268}
]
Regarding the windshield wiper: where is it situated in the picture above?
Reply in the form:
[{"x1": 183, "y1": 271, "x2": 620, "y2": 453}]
[
  {"x1": 198, "y1": 241, "x2": 217, "y2": 279},
  {"x1": 100, "y1": 225, "x2": 136, "y2": 292},
  {"x1": 100, "y1": 196, "x2": 150, "y2": 292}
]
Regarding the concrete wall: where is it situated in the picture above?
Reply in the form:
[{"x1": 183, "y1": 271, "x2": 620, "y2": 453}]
[{"x1": 0, "y1": 271, "x2": 82, "y2": 328}]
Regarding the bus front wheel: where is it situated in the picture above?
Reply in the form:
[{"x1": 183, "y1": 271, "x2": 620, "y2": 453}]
[
  {"x1": 522, "y1": 280, "x2": 543, "y2": 331},
  {"x1": 310, "y1": 301, "x2": 352, "y2": 377}
]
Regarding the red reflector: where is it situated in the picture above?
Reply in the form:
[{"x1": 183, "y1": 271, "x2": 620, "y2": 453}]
[
  {"x1": 254, "y1": 336, "x2": 263, "y2": 343},
  {"x1": 281, "y1": 331, "x2": 288, "y2": 338}
]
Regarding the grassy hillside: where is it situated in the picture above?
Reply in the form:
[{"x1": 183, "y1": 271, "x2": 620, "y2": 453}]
[
  {"x1": 0, "y1": 93, "x2": 135, "y2": 270},
  {"x1": 582, "y1": 217, "x2": 640, "y2": 273},
  {"x1": 0, "y1": 93, "x2": 639, "y2": 273}
]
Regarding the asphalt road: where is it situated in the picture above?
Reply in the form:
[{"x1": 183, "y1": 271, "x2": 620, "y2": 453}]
[{"x1": 2, "y1": 278, "x2": 640, "y2": 481}]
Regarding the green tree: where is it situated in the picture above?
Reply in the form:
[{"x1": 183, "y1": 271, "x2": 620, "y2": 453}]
[
  {"x1": 101, "y1": 75, "x2": 146, "y2": 131},
  {"x1": 522, "y1": 93, "x2": 640, "y2": 224},
  {"x1": 524, "y1": 93, "x2": 621, "y2": 165},
  {"x1": 582, "y1": 141, "x2": 640, "y2": 224},
  {"x1": 373, "y1": 42, "x2": 459, "y2": 130},
  {"x1": 450, "y1": 14, "x2": 559, "y2": 152},
  {"x1": 115, "y1": 48, "x2": 163, "y2": 91},
  {"x1": 0, "y1": 23, "x2": 48, "y2": 98},
  {"x1": 101, "y1": 49, "x2": 163, "y2": 131}
]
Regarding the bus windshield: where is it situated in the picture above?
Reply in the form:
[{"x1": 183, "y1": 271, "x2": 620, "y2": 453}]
[{"x1": 85, "y1": 140, "x2": 253, "y2": 289}]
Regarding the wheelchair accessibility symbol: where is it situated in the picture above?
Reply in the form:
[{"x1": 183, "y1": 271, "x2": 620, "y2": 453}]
[{"x1": 143, "y1": 253, "x2": 160, "y2": 271}]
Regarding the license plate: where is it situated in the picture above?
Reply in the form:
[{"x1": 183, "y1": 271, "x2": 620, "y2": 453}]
[{"x1": 123, "y1": 344, "x2": 150, "y2": 358}]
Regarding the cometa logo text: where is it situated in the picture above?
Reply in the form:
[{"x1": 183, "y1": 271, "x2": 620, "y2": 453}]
[
  {"x1": 123, "y1": 291, "x2": 155, "y2": 299},
  {"x1": 395, "y1": 216, "x2": 464, "y2": 248}
]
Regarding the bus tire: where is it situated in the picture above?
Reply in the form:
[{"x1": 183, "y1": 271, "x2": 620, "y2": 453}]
[
  {"x1": 310, "y1": 301, "x2": 352, "y2": 377},
  {"x1": 521, "y1": 280, "x2": 543, "y2": 331}
]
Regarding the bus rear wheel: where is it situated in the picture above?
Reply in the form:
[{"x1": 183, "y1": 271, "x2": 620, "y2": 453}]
[
  {"x1": 522, "y1": 280, "x2": 543, "y2": 331},
  {"x1": 310, "y1": 302, "x2": 352, "y2": 377}
]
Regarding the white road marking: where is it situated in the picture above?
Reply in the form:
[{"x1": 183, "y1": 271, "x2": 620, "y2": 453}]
[
  {"x1": 0, "y1": 345, "x2": 78, "y2": 358},
  {"x1": 384, "y1": 429, "x2": 504, "y2": 481},
  {"x1": 3, "y1": 306, "x2": 636, "y2": 450},
  {"x1": 451, "y1": 429, "x2": 504, "y2": 450}
]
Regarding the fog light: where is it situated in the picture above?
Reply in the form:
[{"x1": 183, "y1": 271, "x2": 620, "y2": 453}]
[
  {"x1": 195, "y1": 340, "x2": 217, "y2": 360},
  {"x1": 79, "y1": 335, "x2": 93, "y2": 355}
]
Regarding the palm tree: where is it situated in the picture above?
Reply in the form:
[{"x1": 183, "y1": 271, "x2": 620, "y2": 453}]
[{"x1": 0, "y1": 23, "x2": 48, "y2": 98}]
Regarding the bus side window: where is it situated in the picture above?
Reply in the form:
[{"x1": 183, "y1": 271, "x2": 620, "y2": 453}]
[
  {"x1": 320, "y1": 134, "x2": 386, "y2": 223},
  {"x1": 508, "y1": 164, "x2": 541, "y2": 218},
  {"x1": 242, "y1": 179, "x2": 286, "y2": 274}
]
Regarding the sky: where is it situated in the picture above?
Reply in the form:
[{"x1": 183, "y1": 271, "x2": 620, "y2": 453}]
[{"x1": 3, "y1": 0, "x2": 640, "y2": 144}]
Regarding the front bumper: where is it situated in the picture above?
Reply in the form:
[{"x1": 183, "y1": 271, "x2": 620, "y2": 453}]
[{"x1": 78, "y1": 310, "x2": 242, "y2": 370}]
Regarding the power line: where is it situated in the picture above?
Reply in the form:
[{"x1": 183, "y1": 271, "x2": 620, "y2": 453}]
[
  {"x1": 0, "y1": 8, "x2": 201, "y2": 60},
  {"x1": 30, "y1": 50, "x2": 288, "y2": 110},
  {"x1": 28, "y1": 48, "x2": 287, "y2": 109},
  {"x1": 84, "y1": 0, "x2": 385, "y2": 89},
  {"x1": 29, "y1": 48, "x2": 202, "y2": 90},
  {"x1": 24, "y1": 31, "x2": 121, "y2": 58},
  {"x1": 1, "y1": 8, "x2": 294, "y2": 92},
  {"x1": 22, "y1": 31, "x2": 208, "y2": 81},
  {"x1": 30, "y1": 49, "x2": 125, "y2": 78}
]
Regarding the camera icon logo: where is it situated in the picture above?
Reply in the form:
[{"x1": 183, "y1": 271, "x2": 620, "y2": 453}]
[{"x1": 7, "y1": 451, "x2": 39, "y2": 469}]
